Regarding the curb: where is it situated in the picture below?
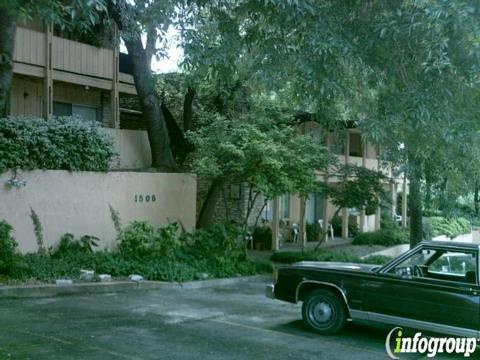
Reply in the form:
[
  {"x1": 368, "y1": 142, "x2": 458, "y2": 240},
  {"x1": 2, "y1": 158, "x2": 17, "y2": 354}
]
[{"x1": 0, "y1": 275, "x2": 270, "y2": 299}]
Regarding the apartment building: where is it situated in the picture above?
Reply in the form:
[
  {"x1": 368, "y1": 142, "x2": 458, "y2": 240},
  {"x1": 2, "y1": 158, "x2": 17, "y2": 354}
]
[{"x1": 10, "y1": 21, "x2": 151, "y2": 169}]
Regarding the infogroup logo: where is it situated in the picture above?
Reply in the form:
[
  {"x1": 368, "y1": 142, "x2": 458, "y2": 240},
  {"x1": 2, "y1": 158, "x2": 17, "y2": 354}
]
[{"x1": 385, "y1": 327, "x2": 477, "y2": 359}]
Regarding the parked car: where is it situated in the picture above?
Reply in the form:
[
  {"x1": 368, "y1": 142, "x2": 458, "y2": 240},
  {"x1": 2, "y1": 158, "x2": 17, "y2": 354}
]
[{"x1": 266, "y1": 241, "x2": 479, "y2": 337}]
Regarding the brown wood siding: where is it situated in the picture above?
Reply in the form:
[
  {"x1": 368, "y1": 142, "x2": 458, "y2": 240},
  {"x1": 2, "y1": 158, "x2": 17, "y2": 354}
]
[
  {"x1": 14, "y1": 27, "x2": 46, "y2": 67},
  {"x1": 53, "y1": 82, "x2": 102, "y2": 107},
  {"x1": 52, "y1": 36, "x2": 113, "y2": 79},
  {"x1": 10, "y1": 77, "x2": 44, "y2": 117}
]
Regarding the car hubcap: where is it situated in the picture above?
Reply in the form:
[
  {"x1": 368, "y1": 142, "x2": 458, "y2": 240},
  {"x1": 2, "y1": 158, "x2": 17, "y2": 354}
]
[{"x1": 309, "y1": 299, "x2": 334, "y2": 327}]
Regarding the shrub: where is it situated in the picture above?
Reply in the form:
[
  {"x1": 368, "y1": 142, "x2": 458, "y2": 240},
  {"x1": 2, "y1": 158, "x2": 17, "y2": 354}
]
[
  {"x1": 270, "y1": 249, "x2": 392, "y2": 265},
  {"x1": 352, "y1": 228, "x2": 409, "y2": 246},
  {"x1": 118, "y1": 221, "x2": 179, "y2": 259},
  {"x1": 252, "y1": 226, "x2": 272, "y2": 250},
  {"x1": 0, "y1": 116, "x2": 115, "y2": 173},
  {"x1": 185, "y1": 223, "x2": 245, "y2": 261},
  {"x1": 331, "y1": 215, "x2": 359, "y2": 238},
  {"x1": 51, "y1": 233, "x2": 98, "y2": 258},
  {"x1": 422, "y1": 217, "x2": 471, "y2": 239},
  {"x1": 0, "y1": 220, "x2": 19, "y2": 275},
  {"x1": 306, "y1": 223, "x2": 319, "y2": 242}
]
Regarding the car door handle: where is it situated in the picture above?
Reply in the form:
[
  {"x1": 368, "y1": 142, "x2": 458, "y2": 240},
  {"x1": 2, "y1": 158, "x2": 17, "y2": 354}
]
[{"x1": 460, "y1": 287, "x2": 479, "y2": 295}]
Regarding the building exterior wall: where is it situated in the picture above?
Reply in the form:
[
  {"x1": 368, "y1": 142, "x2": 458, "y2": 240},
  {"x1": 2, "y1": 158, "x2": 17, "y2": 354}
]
[
  {"x1": 0, "y1": 170, "x2": 196, "y2": 253},
  {"x1": 106, "y1": 129, "x2": 152, "y2": 169}
]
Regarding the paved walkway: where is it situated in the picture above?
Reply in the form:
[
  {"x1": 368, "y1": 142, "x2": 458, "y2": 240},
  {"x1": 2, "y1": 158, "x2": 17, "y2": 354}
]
[{"x1": 248, "y1": 238, "x2": 352, "y2": 261}]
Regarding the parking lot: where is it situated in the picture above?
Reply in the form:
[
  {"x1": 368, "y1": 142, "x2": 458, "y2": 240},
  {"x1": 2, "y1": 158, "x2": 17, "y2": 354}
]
[{"x1": 0, "y1": 278, "x2": 473, "y2": 359}]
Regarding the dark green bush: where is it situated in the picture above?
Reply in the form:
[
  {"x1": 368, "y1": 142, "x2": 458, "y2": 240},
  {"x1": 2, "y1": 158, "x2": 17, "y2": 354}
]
[
  {"x1": 0, "y1": 220, "x2": 19, "y2": 275},
  {"x1": 0, "y1": 116, "x2": 115, "y2": 172},
  {"x1": 118, "y1": 221, "x2": 179, "y2": 259},
  {"x1": 306, "y1": 223, "x2": 319, "y2": 242},
  {"x1": 51, "y1": 233, "x2": 98, "y2": 257},
  {"x1": 270, "y1": 250, "x2": 392, "y2": 265},
  {"x1": 422, "y1": 217, "x2": 471, "y2": 239},
  {"x1": 331, "y1": 215, "x2": 359, "y2": 238},
  {"x1": 7, "y1": 222, "x2": 268, "y2": 283},
  {"x1": 352, "y1": 228, "x2": 409, "y2": 246},
  {"x1": 252, "y1": 226, "x2": 272, "y2": 250}
]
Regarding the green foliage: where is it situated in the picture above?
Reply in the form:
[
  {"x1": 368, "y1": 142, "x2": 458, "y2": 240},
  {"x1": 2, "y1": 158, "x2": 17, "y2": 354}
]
[
  {"x1": 0, "y1": 220, "x2": 19, "y2": 275},
  {"x1": 252, "y1": 226, "x2": 272, "y2": 250},
  {"x1": 29, "y1": 207, "x2": 45, "y2": 254},
  {"x1": 109, "y1": 205, "x2": 122, "y2": 238},
  {"x1": 118, "y1": 221, "x2": 179, "y2": 259},
  {"x1": 305, "y1": 223, "x2": 319, "y2": 242},
  {"x1": 423, "y1": 217, "x2": 471, "y2": 239},
  {"x1": 0, "y1": 116, "x2": 115, "y2": 173},
  {"x1": 270, "y1": 250, "x2": 392, "y2": 266},
  {"x1": 353, "y1": 229, "x2": 409, "y2": 246},
  {"x1": 318, "y1": 165, "x2": 386, "y2": 215},
  {"x1": 9, "y1": 221, "x2": 266, "y2": 283},
  {"x1": 51, "y1": 233, "x2": 98, "y2": 257},
  {"x1": 5, "y1": 0, "x2": 107, "y2": 33},
  {"x1": 187, "y1": 101, "x2": 334, "y2": 199},
  {"x1": 330, "y1": 216, "x2": 359, "y2": 238}
]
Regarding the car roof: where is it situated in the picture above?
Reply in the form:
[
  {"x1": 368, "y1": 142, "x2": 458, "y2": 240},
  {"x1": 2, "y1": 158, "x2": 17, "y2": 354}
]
[{"x1": 419, "y1": 240, "x2": 480, "y2": 250}]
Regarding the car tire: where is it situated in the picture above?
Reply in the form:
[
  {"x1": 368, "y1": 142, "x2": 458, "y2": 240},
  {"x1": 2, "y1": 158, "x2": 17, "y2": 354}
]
[{"x1": 301, "y1": 289, "x2": 346, "y2": 335}]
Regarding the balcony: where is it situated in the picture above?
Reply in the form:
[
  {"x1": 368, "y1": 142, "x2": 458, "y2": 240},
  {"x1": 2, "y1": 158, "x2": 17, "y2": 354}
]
[{"x1": 13, "y1": 26, "x2": 135, "y2": 94}]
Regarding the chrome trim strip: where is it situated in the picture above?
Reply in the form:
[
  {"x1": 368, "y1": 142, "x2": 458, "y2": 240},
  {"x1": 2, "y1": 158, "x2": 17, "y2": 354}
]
[
  {"x1": 349, "y1": 310, "x2": 479, "y2": 338},
  {"x1": 295, "y1": 280, "x2": 351, "y2": 316}
]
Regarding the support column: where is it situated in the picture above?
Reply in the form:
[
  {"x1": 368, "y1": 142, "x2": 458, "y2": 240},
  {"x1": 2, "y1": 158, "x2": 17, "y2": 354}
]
[
  {"x1": 271, "y1": 196, "x2": 280, "y2": 251},
  {"x1": 345, "y1": 130, "x2": 350, "y2": 164},
  {"x1": 359, "y1": 208, "x2": 366, "y2": 233},
  {"x1": 341, "y1": 207, "x2": 348, "y2": 239},
  {"x1": 375, "y1": 206, "x2": 381, "y2": 231},
  {"x1": 390, "y1": 181, "x2": 396, "y2": 218},
  {"x1": 299, "y1": 196, "x2": 306, "y2": 246},
  {"x1": 43, "y1": 24, "x2": 53, "y2": 119},
  {"x1": 402, "y1": 176, "x2": 408, "y2": 228},
  {"x1": 111, "y1": 23, "x2": 120, "y2": 128}
]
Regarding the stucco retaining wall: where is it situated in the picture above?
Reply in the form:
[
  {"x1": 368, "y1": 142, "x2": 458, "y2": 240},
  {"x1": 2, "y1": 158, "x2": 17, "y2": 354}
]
[{"x1": 0, "y1": 170, "x2": 196, "y2": 253}]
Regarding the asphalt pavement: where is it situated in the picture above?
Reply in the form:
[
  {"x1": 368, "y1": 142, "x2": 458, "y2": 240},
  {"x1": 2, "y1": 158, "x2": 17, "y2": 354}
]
[{"x1": 0, "y1": 278, "x2": 475, "y2": 359}]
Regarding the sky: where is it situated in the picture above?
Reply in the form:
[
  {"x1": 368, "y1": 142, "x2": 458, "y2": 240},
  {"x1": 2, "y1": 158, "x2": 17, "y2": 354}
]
[{"x1": 120, "y1": 27, "x2": 183, "y2": 74}]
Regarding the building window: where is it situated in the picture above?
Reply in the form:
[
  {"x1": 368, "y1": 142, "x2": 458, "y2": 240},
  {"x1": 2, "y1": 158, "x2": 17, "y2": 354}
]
[
  {"x1": 349, "y1": 132, "x2": 363, "y2": 157},
  {"x1": 53, "y1": 101, "x2": 100, "y2": 122},
  {"x1": 279, "y1": 194, "x2": 290, "y2": 220},
  {"x1": 306, "y1": 193, "x2": 325, "y2": 225},
  {"x1": 261, "y1": 195, "x2": 290, "y2": 222}
]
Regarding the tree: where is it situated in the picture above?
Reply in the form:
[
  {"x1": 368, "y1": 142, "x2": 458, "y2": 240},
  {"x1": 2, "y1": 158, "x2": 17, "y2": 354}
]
[
  {"x1": 183, "y1": 0, "x2": 480, "y2": 245},
  {"x1": 314, "y1": 164, "x2": 386, "y2": 249},
  {"x1": 0, "y1": 0, "x2": 107, "y2": 118},
  {"x1": 108, "y1": 0, "x2": 179, "y2": 170},
  {"x1": 187, "y1": 99, "x2": 334, "y2": 229}
]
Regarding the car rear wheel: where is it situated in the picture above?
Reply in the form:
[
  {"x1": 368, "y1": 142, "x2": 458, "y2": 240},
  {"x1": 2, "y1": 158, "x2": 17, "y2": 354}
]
[{"x1": 301, "y1": 289, "x2": 346, "y2": 335}]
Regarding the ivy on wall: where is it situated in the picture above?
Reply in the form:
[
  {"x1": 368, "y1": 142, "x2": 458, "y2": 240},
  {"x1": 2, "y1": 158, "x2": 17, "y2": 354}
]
[{"x1": 0, "y1": 116, "x2": 116, "y2": 172}]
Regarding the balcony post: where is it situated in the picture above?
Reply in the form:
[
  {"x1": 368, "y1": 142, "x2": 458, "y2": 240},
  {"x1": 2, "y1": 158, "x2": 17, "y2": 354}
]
[
  {"x1": 341, "y1": 207, "x2": 348, "y2": 239},
  {"x1": 402, "y1": 175, "x2": 408, "y2": 228},
  {"x1": 271, "y1": 196, "x2": 280, "y2": 251},
  {"x1": 43, "y1": 24, "x2": 53, "y2": 119},
  {"x1": 111, "y1": 23, "x2": 120, "y2": 128}
]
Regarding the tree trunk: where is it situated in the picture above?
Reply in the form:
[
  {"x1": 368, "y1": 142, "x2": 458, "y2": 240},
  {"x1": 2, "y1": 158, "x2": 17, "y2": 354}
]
[
  {"x1": 183, "y1": 87, "x2": 195, "y2": 131},
  {"x1": 475, "y1": 183, "x2": 479, "y2": 217},
  {"x1": 123, "y1": 36, "x2": 175, "y2": 170},
  {"x1": 408, "y1": 156, "x2": 423, "y2": 246},
  {"x1": 109, "y1": 2, "x2": 175, "y2": 171},
  {"x1": 0, "y1": 9, "x2": 16, "y2": 118},
  {"x1": 197, "y1": 179, "x2": 225, "y2": 229},
  {"x1": 161, "y1": 103, "x2": 190, "y2": 163}
]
